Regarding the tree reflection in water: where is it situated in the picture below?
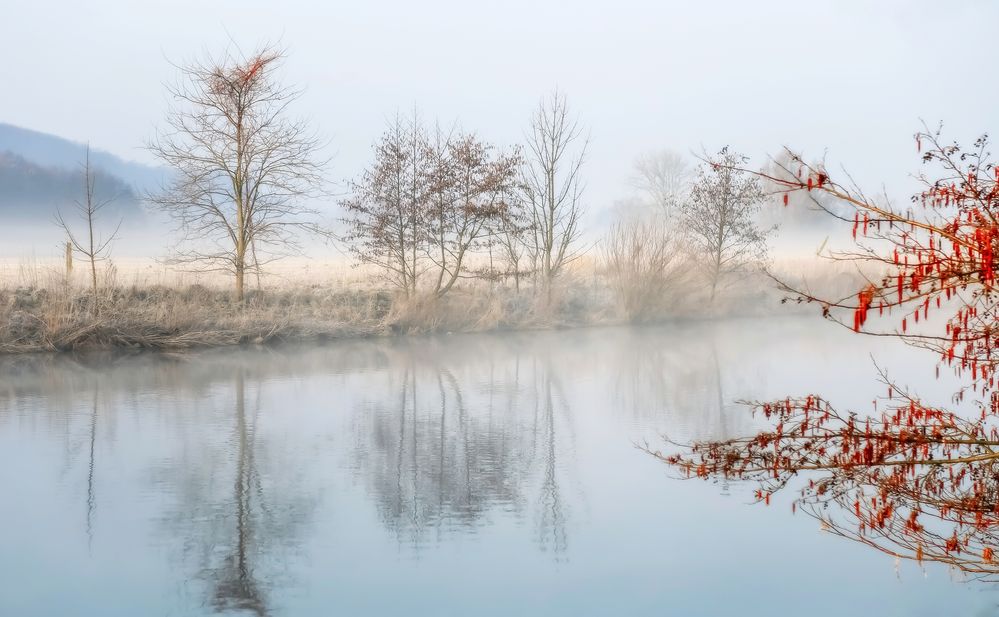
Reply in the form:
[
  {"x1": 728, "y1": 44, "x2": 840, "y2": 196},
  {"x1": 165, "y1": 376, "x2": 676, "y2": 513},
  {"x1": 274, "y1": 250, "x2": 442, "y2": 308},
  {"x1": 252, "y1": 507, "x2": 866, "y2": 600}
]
[
  {"x1": 608, "y1": 327, "x2": 754, "y2": 444},
  {"x1": 0, "y1": 323, "x2": 800, "y2": 615},
  {"x1": 355, "y1": 342, "x2": 574, "y2": 556},
  {"x1": 534, "y1": 359, "x2": 568, "y2": 555},
  {"x1": 155, "y1": 366, "x2": 316, "y2": 617},
  {"x1": 86, "y1": 388, "x2": 97, "y2": 550},
  {"x1": 209, "y1": 370, "x2": 268, "y2": 616}
]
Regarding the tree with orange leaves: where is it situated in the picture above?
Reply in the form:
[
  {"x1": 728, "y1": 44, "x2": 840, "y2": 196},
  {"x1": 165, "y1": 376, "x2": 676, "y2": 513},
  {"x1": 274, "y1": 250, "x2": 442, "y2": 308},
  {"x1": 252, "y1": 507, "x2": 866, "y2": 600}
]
[
  {"x1": 149, "y1": 47, "x2": 327, "y2": 301},
  {"x1": 650, "y1": 125, "x2": 999, "y2": 577}
]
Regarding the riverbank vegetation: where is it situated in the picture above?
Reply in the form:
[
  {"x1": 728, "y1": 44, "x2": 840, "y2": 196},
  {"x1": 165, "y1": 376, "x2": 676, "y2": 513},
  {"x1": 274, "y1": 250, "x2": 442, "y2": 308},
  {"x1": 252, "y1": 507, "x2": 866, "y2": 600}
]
[
  {"x1": 0, "y1": 255, "x2": 857, "y2": 353},
  {"x1": 0, "y1": 46, "x2": 861, "y2": 354}
]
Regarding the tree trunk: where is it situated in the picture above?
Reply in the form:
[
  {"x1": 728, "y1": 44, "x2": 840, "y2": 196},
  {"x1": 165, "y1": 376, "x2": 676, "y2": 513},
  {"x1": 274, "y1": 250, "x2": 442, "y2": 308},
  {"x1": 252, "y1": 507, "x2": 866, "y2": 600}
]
[
  {"x1": 437, "y1": 246, "x2": 467, "y2": 298},
  {"x1": 709, "y1": 246, "x2": 722, "y2": 303},
  {"x1": 235, "y1": 261, "x2": 245, "y2": 302},
  {"x1": 90, "y1": 257, "x2": 98, "y2": 310}
]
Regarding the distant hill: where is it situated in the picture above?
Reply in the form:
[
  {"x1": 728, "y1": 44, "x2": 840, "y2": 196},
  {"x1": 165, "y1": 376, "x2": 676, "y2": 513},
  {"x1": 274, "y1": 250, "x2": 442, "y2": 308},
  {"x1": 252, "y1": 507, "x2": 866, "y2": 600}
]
[
  {"x1": 0, "y1": 151, "x2": 144, "y2": 222},
  {"x1": 0, "y1": 123, "x2": 167, "y2": 224},
  {"x1": 0, "y1": 123, "x2": 164, "y2": 192}
]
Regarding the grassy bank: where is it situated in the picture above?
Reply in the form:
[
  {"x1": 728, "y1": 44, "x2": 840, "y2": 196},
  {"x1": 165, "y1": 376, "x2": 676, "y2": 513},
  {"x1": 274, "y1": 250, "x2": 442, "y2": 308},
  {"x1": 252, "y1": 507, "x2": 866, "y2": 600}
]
[
  {"x1": 0, "y1": 257, "x2": 863, "y2": 354},
  {"x1": 0, "y1": 279, "x2": 615, "y2": 353}
]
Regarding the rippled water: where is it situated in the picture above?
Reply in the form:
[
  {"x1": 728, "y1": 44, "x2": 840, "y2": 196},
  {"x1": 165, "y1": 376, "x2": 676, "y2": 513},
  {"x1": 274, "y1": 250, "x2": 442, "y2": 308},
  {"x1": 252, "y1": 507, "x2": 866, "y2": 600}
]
[{"x1": 1, "y1": 318, "x2": 997, "y2": 616}]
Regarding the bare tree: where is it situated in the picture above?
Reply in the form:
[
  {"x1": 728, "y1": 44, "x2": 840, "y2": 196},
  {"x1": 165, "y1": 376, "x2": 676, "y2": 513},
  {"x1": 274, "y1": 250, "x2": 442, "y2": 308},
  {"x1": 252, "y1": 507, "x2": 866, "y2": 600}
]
[
  {"x1": 424, "y1": 131, "x2": 521, "y2": 297},
  {"x1": 631, "y1": 149, "x2": 690, "y2": 217},
  {"x1": 522, "y1": 90, "x2": 587, "y2": 298},
  {"x1": 148, "y1": 47, "x2": 326, "y2": 301},
  {"x1": 603, "y1": 214, "x2": 689, "y2": 322},
  {"x1": 56, "y1": 144, "x2": 121, "y2": 310},
  {"x1": 681, "y1": 147, "x2": 769, "y2": 301},
  {"x1": 344, "y1": 112, "x2": 520, "y2": 298},
  {"x1": 487, "y1": 185, "x2": 533, "y2": 292},
  {"x1": 342, "y1": 112, "x2": 427, "y2": 297}
]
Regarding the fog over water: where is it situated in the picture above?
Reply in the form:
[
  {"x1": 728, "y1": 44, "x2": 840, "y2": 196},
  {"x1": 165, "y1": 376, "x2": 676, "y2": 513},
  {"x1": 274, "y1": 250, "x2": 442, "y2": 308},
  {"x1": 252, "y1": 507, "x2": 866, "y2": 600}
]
[{"x1": 1, "y1": 319, "x2": 995, "y2": 616}]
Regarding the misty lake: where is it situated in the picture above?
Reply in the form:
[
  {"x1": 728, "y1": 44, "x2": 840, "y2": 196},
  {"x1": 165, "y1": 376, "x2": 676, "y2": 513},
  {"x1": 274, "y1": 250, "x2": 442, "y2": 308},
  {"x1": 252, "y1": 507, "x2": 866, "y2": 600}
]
[{"x1": 1, "y1": 318, "x2": 997, "y2": 616}]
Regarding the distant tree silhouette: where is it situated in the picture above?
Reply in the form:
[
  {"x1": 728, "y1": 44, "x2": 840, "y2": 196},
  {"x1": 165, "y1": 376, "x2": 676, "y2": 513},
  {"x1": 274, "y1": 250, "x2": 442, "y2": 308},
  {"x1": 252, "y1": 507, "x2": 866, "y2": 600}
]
[{"x1": 680, "y1": 147, "x2": 769, "y2": 302}]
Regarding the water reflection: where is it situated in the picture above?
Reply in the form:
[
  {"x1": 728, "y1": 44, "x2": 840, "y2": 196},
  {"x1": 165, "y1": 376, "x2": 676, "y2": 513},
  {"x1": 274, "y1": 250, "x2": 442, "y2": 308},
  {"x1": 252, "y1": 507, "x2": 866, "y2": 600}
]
[
  {"x1": 0, "y1": 326, "x2": 773, "y2": 574},
  {"x1": 148, "y1": 367, "x2": 317, "y2": 616},
  {"x1": 609, "y1": 328, "x2": 754, "y2": 443},
  {"x1": 354, "y1": 344, "x2": 573, "y2": 556},
  {"x1": 208, "y1": 370, "x2": 268, "y2": 616},
  {"x1": 534, "y1": 361, "x2": 569, "y2": 555},
  {"x1": 1, "y1": 321, "x2": 986, "y2": 616},
  {"x1": 86, "y1": 388, "x2": 97, "y2": 549}
]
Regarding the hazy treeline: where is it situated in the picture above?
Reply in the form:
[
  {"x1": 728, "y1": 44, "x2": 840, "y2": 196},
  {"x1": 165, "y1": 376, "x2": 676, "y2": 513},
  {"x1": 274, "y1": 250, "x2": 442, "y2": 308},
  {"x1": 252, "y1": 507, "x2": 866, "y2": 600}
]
[{"x1": 0, "y1": 45, "x2": 850, "y2": 352}]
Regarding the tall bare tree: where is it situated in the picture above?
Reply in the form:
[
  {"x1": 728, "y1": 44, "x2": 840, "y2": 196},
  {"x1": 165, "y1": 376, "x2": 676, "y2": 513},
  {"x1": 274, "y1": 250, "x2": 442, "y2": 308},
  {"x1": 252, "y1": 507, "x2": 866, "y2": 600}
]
[
  {"x1": 149, "y1": 47, "x2": 326, "y2": 301},
  {"x1": 522, "y1": 91, "x2": 587, "y2": 297},
  {"x1": 681, "y1": 147, "x2": 769, "y2": 301},
  {"x1": 631, "y1": 149, "x2": 690, "y2": 217},
  {"x1": 56, "y1": 144, "x2": 121, "y2": 310}
]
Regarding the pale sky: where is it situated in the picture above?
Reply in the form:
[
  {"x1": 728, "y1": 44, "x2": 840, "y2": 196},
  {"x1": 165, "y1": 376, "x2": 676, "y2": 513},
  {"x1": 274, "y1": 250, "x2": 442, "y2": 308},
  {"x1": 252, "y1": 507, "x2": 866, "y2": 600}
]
[{"x1": 2, "y1": 0, "x2": 997, "y2": 222}]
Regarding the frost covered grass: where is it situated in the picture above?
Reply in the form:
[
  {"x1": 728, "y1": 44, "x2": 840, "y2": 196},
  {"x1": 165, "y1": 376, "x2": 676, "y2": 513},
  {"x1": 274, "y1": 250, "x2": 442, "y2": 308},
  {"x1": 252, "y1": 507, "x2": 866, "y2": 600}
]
[{"x1": 0, "y1": 256, "x2": 862, "y2": 354}]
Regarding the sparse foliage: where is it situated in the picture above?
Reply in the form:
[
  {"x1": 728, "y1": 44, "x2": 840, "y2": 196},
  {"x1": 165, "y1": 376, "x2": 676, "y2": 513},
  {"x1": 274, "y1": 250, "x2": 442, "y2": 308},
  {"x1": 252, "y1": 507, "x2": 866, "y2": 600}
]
[
  {"x1": 149, "y1": 47, "x2": 327, "y2": 301},
  {"x1": 486, "y1": 185, "x2": 534, "y2": 291},
  {"x1": 342, "y1": 113, "x2": 425, "y2": 297},
  {"x1": 682, "y1": 147, "x2": 769, "y2": 301},
  {"x1": 342, "y1": 112, "x2": 520, "y2": 298},
  {"x1": 425, "y1": 130, "x2": 522, "y2": 296}
]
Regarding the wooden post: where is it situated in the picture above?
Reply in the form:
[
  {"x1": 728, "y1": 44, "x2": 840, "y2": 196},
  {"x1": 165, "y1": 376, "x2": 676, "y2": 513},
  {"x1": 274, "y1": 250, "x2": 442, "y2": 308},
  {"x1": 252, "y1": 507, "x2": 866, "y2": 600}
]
[{"x1": 64, "y1": 241, "x2": 73, "y2": 280}]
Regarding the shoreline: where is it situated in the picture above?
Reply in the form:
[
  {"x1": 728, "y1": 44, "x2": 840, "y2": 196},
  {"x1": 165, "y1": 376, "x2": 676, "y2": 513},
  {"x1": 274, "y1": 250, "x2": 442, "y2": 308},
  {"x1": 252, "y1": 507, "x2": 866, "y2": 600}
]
[
  {"x1": 0, "y1": 302, "x2": 818, "y2": 358},
  {"x1": 0, "y1": 266, "x2": 844, "y2": 356}
]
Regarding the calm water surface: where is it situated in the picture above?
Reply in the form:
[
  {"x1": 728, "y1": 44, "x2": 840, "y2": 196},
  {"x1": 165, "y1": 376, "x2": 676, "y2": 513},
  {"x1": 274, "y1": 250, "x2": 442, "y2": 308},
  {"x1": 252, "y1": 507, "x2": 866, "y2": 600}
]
[{"x1": 1, "y1": 318, "x2": 997, "y2": 616}]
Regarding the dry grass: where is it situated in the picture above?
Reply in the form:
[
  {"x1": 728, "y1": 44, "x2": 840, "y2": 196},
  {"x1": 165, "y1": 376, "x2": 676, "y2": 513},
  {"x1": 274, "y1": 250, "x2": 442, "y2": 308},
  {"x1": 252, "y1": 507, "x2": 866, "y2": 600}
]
[
  {"x1": 0, "y1": 282, "x2": 391, "y2": 353},
  {"x1": 0, "y1": 254, "x2": 865, "y2": 354}
]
